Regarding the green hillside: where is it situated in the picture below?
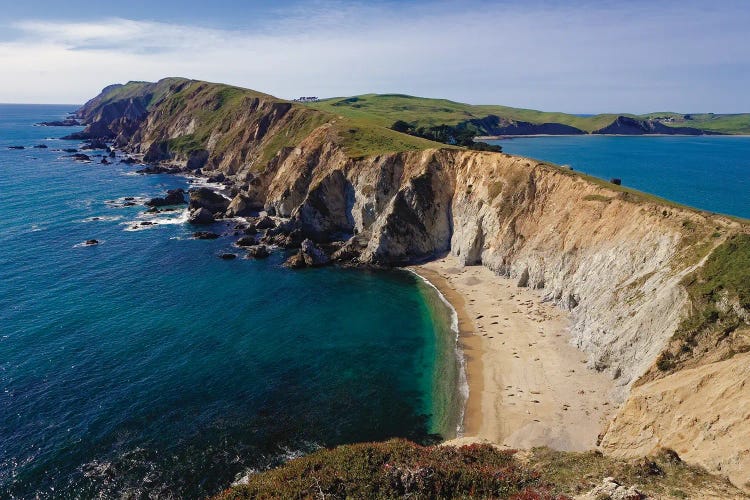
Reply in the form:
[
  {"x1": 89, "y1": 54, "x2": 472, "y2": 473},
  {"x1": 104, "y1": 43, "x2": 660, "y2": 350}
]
[{"x1": 306, "y1": 94, "x2": 750, "y2": 134}]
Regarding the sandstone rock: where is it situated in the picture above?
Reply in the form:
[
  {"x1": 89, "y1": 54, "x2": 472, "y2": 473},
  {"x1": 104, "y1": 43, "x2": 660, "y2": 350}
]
[
  {"x1": 576, "y1": 477, "x2": 643, "y2": 500},
  {"x1": 225, "y1": 194, "x2": 259, "y2": 217},
  {"x1": 188, "y1": 207, "x2": 214, "y2": 225}
]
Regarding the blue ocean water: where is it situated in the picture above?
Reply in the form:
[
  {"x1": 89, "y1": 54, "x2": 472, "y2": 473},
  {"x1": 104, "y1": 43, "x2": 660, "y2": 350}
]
[
  {"x1": 488, "y1": 135, "x2": 750, "y2": 219},
  {"x1": 0, "y1": 105, "x2": 463, "y2": 498}
]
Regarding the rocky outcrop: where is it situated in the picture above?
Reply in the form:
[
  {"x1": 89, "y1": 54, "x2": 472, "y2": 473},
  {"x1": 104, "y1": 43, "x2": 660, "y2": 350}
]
[
  {"x1": 188, "y1": 207, "x2": 214, "y2": 224},
  {"x1": 469, "y1": 115, "x2": 586, "y2": 135},
  {"x1": 188, "y1": 187, "x2": 230, "y2": 214},
  {"x1": 225, "y1": 194, "x2": 259, "y2": 217},
  {"x1": 145, "y1": 188, "x2": 186, "y2": 207},
  {"x1": 37, "y1": 118, "x2": 80, "y2": 126},
  {"x1": 285, "y1": 238, "x2": 330, "y2": 268},
  {"x1": 593, "y1": 116, "x2": 720, "y2": 135},
  {"x1": 600, "y1": 352, "x2": 750, "y2": 492},
  {"x1": 73, "y1": 80, "x2": 750, "y2": 489}
]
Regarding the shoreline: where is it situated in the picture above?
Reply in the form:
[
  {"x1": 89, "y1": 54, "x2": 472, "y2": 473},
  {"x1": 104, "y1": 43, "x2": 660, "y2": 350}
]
[
  {"x1": 414, "y1": 256, "x2": 617, "y2": 451},
  {"x1": 410, "y1": 267, "x2": 483, "y2": 437}
]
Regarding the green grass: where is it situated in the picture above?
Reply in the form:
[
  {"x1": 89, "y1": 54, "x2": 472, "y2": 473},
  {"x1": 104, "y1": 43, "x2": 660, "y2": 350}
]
[
  {"x1": 306, "y1": 93, "x2": 750, "y2": 135},
  {"x1": 332, "y1": 118, "x2": 448, "y2": 158},
  {"x1": 658, "y1": 233, "x2": 750, "y2": 372}
]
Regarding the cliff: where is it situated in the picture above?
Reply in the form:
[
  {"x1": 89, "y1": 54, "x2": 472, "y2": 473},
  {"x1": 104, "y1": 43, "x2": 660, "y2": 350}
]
[
  {"x1": 592, "y1": 115, "x2": 720, "y2": 135},
  {"x1": 74, "y1": 79, "x2": 750, "y2": 490}
]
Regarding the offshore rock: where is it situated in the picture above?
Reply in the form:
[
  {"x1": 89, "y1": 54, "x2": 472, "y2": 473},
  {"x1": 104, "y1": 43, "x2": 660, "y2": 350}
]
[
  {"x1": 245, "y1": 245, "x2": 270, "y2": 259},
  {"x1": 188, "y1": 207, "x2": 214, "y2": 225},
  {"x1": 146, "y1": 188, "x2": 186, "y2": 207},
  {"x1": 189, "y1": 187, "x2": 230, "y2": 214}
]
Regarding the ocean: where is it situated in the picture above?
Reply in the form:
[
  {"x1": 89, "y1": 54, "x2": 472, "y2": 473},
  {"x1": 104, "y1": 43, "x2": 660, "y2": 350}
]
[
  {"x1": 0, "y1": 105, "x2": 464, "y2": 498},
  {"x1": 487, "y1": 135, "x2": 750, "y2": 219}
]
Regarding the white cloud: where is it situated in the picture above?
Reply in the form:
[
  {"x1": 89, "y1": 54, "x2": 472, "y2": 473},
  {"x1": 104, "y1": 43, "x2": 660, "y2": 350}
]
[{"x1": 1, "y1": 1, "x2": 748, "y2": 112}]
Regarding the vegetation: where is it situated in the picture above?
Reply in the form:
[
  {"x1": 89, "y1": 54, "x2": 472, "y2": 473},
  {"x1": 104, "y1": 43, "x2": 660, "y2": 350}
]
[
  {"x1": 214, "y1": 439, "x2": 746, "y2": 499},
  {"x1": 306, "y1": 93, "x2": 750, "y2": 135},
  {"x1": 391, "y1": 120, "x2": 502, "y2": 152},
  {"x1": 216, "y1": 440, "x2": 552, "y2": 499},
  {"x1": 660, "y1": 233, "x2": 750, "y2": 372}
]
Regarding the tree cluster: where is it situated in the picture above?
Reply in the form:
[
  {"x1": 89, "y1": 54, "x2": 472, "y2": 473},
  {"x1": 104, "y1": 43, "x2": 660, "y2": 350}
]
[{"x1": 391, "y1": 120, "x2": 502, "y2": 152}]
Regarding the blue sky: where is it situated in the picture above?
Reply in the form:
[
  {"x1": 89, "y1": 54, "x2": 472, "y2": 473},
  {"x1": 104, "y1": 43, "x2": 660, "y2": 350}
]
[{"x1": 1, "y1": 0, "x2": 748, "y2": 113}]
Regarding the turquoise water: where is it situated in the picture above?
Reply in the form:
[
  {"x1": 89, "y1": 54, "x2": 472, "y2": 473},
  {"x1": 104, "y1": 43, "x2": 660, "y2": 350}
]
[
  {"x1": 0, "y1": 105, "x2": 462, "y2": 498},
  {"x1": 488, "y1": 136, "x2": 750, "y2": 219}
]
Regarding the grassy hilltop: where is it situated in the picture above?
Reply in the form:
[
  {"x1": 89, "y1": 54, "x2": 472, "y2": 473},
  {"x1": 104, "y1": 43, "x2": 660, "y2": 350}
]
[{"x1": 306, "y1": 93, "x2": 750, "y2": 135}]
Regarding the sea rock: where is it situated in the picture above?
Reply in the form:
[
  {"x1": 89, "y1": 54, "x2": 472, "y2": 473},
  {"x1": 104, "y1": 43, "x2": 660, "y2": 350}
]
[
  {"x1": 101, "y1": 157, "x2": 110, "y2": 165},
  {"x1": 285, "y1": 238, "x2": 330, "y2": 268},
  {"x1": 283, "y1": 253, "x2": 306, "y2": 269},
  {"x1": 37, "y1": 119, "x2": 80, "y2": 126},
  {"x1": 219, "y1": 253, "x2": 237, "y2": 260},
  {"x1": 71, "y1": 153, "x2": 91, "y2": 162},
  {"x1": 235, "y1": 236, "x2": 257, "y2": 247},
  {"x1": 8, "y1": 146, "x2": 25, "y2": 150},
  {"x1": 84, "y1": 239, "x2": 99, "y2": 246},
  {"x1": 136, "y1": 164, "x2": 180, "y2": 175},
  {"x1": 33, "y1": 144, "x2": 48, "y2": 149},
  {"x1": 188, "y1": 187, "x2": 230, "y2": 214},
  {"x1": 255, "y1": 215, "x2": 276, "y2": 230},
  {"x1": 188, "y1": 207, "x2": 214, "y2": 225},
  {"x1": 145, "y1": 188, "x2": 186, "y2": 207},
  {"x1": 81, "y1": 140, "x2": 108, "y2": 150},
  {"x1": 245, "y1": 245, "x2": 270, "y2": 259},
  {"x1": 121, "y1": 157, "x2": 137, "y2": 164},
  {"x1": 193, "y1": 231, "x2": 220, "y2": 240},
  {"x1": 243, "y1": 223, "x2": 258, "y2": 235}
]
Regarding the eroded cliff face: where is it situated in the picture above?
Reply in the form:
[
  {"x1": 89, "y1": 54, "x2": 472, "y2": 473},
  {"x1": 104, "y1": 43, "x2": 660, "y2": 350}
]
[{"x1": 77, "y1": 80, "x2": 750, "y2": 489}]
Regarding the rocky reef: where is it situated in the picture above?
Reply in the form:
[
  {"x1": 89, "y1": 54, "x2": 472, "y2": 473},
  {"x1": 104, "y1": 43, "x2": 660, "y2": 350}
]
[{"x1": 71, "y1": 78, "x2": 750, "y2": 491}]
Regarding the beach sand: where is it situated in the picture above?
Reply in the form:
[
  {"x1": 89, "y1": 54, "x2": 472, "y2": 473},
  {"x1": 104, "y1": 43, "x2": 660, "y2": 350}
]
[{"x1": 414, "y1": 255, "x2": 616, "y2": 451}]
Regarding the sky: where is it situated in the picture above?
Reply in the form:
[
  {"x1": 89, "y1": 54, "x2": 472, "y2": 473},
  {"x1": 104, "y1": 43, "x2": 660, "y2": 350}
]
[{"x1": 0, "y1": 0, "x2": 748, "y2": 113}]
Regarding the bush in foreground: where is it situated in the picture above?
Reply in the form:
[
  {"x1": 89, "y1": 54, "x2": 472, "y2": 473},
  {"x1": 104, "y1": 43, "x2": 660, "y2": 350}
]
[{"x1": 216, "y1": 439, "x2": 562, "y2": 499}]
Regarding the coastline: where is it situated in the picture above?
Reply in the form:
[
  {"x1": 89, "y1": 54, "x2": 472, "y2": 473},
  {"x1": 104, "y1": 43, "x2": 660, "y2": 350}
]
[{"x1": 413, "y1": 255, "x2": 617, "y2": 451}]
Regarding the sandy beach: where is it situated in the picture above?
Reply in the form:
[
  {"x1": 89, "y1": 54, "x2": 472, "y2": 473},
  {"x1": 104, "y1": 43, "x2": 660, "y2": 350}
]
[{"x1": 414, "y1": 255, "x2": 616, "y2": 451}]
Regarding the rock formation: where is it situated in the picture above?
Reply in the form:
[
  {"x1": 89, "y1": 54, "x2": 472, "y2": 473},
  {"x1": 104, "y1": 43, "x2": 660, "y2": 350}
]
[{"x1": 71, "y1": 78, "x2": 750, "y2": 491}]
